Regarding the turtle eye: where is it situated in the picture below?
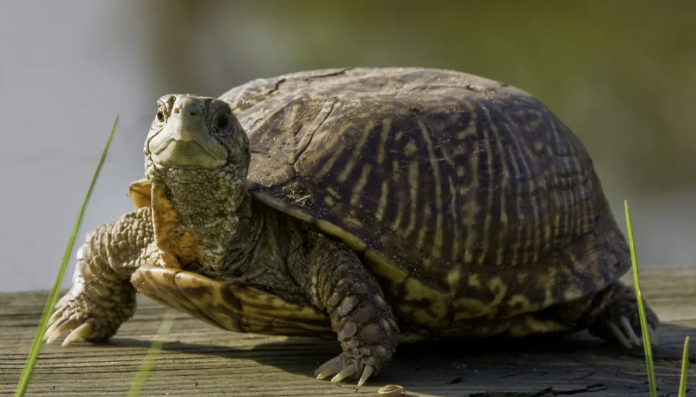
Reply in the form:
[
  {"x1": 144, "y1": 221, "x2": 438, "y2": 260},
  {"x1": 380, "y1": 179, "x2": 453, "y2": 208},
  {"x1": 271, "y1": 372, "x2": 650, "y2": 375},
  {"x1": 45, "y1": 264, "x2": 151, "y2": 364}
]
[
  {"x1": 211, "y1": 108, "x2": 234, "y2": 133},
  {"x1": 215, "y1": 112, "x2": 230, "y2": 130},
  {"x1": 153, "y1": 104, "x2": 168, "y2": 127}
]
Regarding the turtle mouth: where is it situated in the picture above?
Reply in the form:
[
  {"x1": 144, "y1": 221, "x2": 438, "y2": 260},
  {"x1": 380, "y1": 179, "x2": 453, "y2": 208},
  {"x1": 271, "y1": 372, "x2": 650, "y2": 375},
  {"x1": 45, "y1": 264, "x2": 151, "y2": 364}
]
[{"x1": 150, "y1": 138, "x2": 227, "y2": 168}]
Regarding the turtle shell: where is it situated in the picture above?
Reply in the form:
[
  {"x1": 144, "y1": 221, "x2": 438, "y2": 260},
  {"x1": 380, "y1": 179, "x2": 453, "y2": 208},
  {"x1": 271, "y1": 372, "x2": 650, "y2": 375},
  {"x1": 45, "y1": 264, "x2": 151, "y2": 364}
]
[{"x1": 216, "y1": 67, "x2": 631, "y2": 331}]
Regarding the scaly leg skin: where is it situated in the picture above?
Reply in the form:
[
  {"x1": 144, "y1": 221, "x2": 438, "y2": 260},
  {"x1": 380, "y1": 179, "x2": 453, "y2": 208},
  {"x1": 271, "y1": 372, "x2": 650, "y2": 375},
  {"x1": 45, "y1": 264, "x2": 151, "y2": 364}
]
[
  {"x1": 306, "y1": 232, "x2": 399, "y2": 386},
  {"x1": 43, "y1": 207, "x2": 155, "y2": 346},
  {"x1": 586, "y1": 281, "x2": 660, "y2": 350}
]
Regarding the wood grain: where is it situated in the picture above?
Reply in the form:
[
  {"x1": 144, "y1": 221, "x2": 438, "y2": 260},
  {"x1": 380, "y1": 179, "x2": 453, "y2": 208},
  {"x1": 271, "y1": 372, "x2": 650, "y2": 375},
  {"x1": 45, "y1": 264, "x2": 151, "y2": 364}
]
[{"x1": 1, "y1": 266, "x2": 694, "y2": 396}]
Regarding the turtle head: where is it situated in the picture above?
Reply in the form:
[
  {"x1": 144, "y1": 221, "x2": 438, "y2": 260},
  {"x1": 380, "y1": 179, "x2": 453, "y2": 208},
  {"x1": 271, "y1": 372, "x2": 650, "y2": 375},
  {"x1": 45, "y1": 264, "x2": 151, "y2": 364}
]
[
  {"x1": 142, "y1": 94, "x2": 253, "y2": 272},
  {"x1": 145, "y1": 94, "x2": 249, "y2": 172}
]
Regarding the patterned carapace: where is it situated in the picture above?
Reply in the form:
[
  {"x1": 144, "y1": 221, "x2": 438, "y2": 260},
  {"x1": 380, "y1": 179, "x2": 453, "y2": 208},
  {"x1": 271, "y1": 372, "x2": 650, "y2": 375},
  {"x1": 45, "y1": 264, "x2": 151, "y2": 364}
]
[{"x1": 218, "y1": 68, "x2": 630, "y2": 332}]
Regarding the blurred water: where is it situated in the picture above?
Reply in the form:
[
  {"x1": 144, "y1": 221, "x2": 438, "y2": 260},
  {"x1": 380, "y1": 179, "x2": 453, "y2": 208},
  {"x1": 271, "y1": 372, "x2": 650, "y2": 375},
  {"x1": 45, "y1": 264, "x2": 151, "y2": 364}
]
[{"x1": 0, "y1": 0, "x2": 694, "y2": 292}]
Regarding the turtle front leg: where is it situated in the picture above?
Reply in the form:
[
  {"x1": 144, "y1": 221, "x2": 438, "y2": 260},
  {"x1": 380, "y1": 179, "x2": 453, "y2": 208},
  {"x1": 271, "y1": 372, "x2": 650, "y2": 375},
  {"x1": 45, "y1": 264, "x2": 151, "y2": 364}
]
[
  {"x1": 44, "y1": 208, "x2": 155, "y2": 345},
  {"x1": 305, "y1": 232, "x2": 399, "y2": 386},
  {"x1": 585, "y1": 281, "x2": 659, "y2": 349}
]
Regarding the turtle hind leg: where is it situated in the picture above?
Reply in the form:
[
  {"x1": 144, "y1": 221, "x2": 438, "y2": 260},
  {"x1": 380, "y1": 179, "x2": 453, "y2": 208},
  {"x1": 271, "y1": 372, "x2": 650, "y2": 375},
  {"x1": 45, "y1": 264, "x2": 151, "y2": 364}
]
[{"x1": 582, "y1": 281, "x2": 659, "y2": 349}]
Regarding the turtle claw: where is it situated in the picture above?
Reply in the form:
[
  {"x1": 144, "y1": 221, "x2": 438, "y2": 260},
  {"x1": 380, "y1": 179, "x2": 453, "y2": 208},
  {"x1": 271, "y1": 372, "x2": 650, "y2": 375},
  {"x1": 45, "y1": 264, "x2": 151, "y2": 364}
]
[
  {"x1": 63, "y1": 323, "x2": 93, "y2": 346},
  {"x1": 45, "y1": 317, "x2": 78, "y2": 344},
  {"x1": 315, "y1": 355, "x2": 343, "y2": 380},
  {"x1": 49, "y1": 306, "x2": 66, "y2": 325},
  {"x1": 329, "y1": 365, "x2": 374, "y2": 386},
  {"x1": 606, "y1": 320, "x2": 633, "y2": 349},
  {"x1": 620, "y1": 316, "x2": 642, "y2": 346},
  {"x1": 357, "y1": 365, "x2": 375, "y2": 387},
  {"x1": 331, "y1": 366, "x2": 356, "y2": 384},
  {"x1": 605, "y1": 315, "x2": 659, "y2": 350},
  {"x1": 314, "y1": 354, "x2": 380, "y2": 386}
]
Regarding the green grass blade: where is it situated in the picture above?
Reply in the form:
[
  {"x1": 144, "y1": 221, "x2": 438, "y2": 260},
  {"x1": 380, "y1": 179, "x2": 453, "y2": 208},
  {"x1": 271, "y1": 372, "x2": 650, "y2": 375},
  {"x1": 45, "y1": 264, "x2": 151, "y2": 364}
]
[
  {"x1": 678, "y1": 336, "x2": 690, "y2": 397},
  {"x1": 14, "y1": 116, "x2": 119, "y2": 397},
  {"x1": 624, "y1": 200, "x2": 657, "y2": 397},
  {"x1": 127, "y1": 308, "x2": 176, "y2": 397}
]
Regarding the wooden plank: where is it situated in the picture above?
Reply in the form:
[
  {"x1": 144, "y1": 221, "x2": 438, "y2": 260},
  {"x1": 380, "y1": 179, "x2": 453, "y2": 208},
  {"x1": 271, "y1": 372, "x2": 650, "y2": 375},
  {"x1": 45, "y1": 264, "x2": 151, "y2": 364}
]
[{"x1": 1, "y1": 266, "x2": 695, "y2": 397}]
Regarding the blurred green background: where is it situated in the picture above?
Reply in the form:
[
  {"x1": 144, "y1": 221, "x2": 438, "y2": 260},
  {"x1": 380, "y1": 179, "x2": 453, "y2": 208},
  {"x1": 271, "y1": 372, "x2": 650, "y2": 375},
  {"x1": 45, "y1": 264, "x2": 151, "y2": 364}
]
[{"x1": 1, "y1": 0, "x2": 694, "y2": 292}]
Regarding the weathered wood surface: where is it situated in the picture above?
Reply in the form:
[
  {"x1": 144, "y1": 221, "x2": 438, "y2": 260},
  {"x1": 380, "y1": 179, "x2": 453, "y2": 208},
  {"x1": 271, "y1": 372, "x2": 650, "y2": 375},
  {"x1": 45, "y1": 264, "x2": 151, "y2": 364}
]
[{"x1": 1, "y1": 266, "x2": 695, "y2": 397}]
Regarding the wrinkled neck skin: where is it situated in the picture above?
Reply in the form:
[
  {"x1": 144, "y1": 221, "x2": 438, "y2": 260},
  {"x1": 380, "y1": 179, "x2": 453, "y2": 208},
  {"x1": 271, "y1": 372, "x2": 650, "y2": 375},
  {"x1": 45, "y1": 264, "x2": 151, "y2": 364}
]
[{"x1": 145, "y1": 157, "x2": 263, "y2": 281}]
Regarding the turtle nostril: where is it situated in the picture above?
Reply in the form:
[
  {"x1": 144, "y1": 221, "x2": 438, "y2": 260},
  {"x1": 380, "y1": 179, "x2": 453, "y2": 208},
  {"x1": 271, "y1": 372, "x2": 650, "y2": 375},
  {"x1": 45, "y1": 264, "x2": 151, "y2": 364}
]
[{"x1": 189, "y1": 110, "x2": 198, "y2": 116}]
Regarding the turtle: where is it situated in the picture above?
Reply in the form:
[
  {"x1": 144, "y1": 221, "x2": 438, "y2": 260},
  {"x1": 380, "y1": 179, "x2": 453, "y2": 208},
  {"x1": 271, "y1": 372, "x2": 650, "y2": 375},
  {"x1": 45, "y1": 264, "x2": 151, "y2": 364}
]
[{"x1": 44, "y1": 67, "x2": 659, "y2": 386}]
